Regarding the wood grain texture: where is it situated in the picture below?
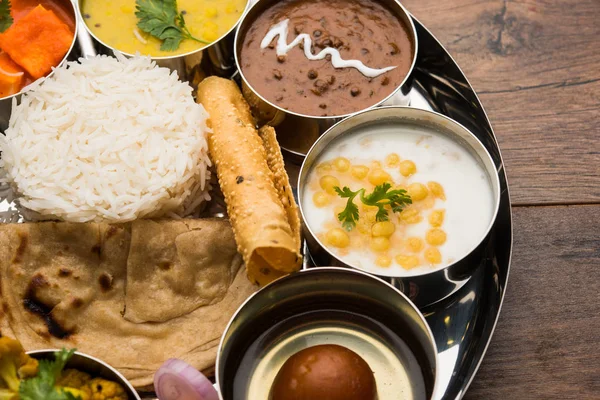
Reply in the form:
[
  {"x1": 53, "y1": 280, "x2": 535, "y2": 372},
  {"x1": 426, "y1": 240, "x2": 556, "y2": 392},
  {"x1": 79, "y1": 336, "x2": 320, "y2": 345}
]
[
  {"x1": 402, "y1": 0, "x2": 600, "y2": 205},
  {"x1": 464, "y1": 205, "x2": 600, "y2": 398}
]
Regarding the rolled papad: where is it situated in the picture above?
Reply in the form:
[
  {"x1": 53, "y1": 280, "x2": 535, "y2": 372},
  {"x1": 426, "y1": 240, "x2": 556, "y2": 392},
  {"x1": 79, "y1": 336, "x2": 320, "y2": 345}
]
[
  {"x1": 197, "y1": 77, "x2": 302, "y2": 285},
  {"x1": 258, "y1": 125, "x2": 302, "y2": 245}
]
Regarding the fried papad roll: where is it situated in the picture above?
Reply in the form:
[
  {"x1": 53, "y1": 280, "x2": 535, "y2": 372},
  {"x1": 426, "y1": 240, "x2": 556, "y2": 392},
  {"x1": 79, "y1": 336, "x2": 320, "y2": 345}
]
[{"x1": 197, "y1": 77, "x2": 302, "y2": 285}]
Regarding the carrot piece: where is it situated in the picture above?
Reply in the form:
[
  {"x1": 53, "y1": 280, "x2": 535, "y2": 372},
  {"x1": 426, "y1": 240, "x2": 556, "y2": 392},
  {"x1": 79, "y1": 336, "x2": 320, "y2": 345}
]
[
  {"x1": 0, "y1": 5, "x2": 73, "y2": 79},
  {"x1": 0, "y1": 53, "x2": 25, "y2": 98}
]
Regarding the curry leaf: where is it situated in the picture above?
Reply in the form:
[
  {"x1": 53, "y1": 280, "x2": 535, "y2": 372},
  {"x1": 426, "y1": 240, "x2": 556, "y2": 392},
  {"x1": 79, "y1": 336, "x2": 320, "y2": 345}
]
[{"x1": 0, "y1": 0, "x2": 13, "y2": 33}]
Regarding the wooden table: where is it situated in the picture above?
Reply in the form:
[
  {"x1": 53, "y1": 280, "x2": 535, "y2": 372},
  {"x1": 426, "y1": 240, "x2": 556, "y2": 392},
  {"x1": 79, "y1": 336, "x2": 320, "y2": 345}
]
[{"x1": 400, "y1": 0, "x2": 600, "y2": 397}]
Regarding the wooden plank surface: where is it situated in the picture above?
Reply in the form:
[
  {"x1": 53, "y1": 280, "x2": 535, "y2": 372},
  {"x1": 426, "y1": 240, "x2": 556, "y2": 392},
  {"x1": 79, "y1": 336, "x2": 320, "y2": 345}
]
[
  {"x1": 402, "y1": 0, "x2": 600, "y2": 206},
  {"x1": 400, "y1": 0, "x2": 600, "y2": 397},
  {"x1": 465, "y1": 205, "x2": 600, "y2": 398}
]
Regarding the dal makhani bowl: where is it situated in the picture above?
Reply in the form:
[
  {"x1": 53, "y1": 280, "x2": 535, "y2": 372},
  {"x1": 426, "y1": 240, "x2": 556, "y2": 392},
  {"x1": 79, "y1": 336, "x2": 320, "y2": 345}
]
[
  {"x1": 298, "y1": 107, "x2": 501, "y2": 306},
  {"x1": 234, "y1": 0, "x2": 418, "y2": 159}
]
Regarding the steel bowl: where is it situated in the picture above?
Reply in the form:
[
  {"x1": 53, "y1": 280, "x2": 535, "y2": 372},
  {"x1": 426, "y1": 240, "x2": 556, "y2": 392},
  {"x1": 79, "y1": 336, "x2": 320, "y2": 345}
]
[
  {"x1": 216, "y1": 267, "x2": 439, "y2": 400},
  {"x1": 234, "y1": 0, "x2": 418, "y2": 163},
  {"x1": 0, "y1": 0, "x2": 79, "y2": 132},
  {"x1": 27, "y1": 349, "x2": 140, "y2": 399},
  {"x1": 298, "y1": 106, "x2": 502, "y2": 307},
  {"x1": 76, "y1": 0, "x2": 252, "y2": 87}
]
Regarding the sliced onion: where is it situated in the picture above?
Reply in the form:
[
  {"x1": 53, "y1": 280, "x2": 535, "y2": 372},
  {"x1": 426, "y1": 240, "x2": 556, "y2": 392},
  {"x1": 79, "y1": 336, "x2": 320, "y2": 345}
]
[
  {"x1": 154, "y1": 358, "x2": 219, "y2": 400},
  {"x1": 0, "y1": 65, "x2": 24, "y2": 78}
]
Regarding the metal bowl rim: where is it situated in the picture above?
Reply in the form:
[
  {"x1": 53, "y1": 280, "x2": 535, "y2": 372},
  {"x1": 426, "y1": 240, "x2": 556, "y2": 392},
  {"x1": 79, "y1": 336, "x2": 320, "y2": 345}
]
[
  {"x1": 215, "y1": 266, "x2": 439, "y2": 400},
  {"x1": 0, "y1": 0, "x2": 79, "y2": 102},
  {"x1": 233, "y1": 0, "x2": 419, "y2": 120},
  {"x1": 76, "y1": 0, "x2": 252, "y2": 60},
  {"x1": 407, "y1": 17, "x2": 514, "y2": 396},
  {"x1": 297, "y1": 105, "x2": 502, "y2": 279},
  {"x1": 26, "y1": 349, "x2": 141, "y2": 400}
]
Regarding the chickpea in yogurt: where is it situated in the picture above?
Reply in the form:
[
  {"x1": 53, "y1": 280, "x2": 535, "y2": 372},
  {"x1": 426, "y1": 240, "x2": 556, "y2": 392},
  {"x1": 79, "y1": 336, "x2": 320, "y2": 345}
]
[
  {"x1": 302, "y1": 127, "x2": 495, "y2": 276},
  {"x1": 309, "y1": 155, "x2": 448, "y2": 270}
]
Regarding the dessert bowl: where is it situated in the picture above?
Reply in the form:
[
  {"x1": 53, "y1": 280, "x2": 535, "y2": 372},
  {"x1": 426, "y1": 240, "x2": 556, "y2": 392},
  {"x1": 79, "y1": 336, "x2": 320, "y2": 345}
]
[{"x1": 216, "y1": 267, "x2": 438, "y2": 400}]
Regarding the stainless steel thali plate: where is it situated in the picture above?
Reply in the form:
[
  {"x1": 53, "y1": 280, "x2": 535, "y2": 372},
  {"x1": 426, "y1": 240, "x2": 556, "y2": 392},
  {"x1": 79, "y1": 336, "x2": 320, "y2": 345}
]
[
  {"x1": 297, "y1": 16, "x2": 512, "y2": 400},
  {"x1": 0, "y1": 12, "x2": 511, "y2": 400},
  {"x1": 401, "y1": 18, "x2": 512, "y2": 400}
]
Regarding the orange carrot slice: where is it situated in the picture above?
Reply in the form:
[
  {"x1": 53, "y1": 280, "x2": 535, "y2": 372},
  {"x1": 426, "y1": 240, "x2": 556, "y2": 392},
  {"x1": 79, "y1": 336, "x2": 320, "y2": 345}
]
[
  {"x1": 0, "y1": 52, "x2": 25, "y2": 98},
  {"x1": 0, "y1": 5, "x2": 73, "y2": 79}
]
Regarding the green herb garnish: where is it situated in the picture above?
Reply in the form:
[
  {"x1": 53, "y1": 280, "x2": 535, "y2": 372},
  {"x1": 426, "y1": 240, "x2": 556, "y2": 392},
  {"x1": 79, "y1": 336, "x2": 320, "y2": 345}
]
[
  {"x1": 19, "y1": 349, "x2": 83, "y2": 400},
  {"x1": 0, "y1": 0, "x2": 13, "y2": 33},
  {"x1": 334, "y1": 183, "x2": 412, "y2": 230},
  {"x1": 135, "y1": 0, "x2": 209, "y2": 51}
]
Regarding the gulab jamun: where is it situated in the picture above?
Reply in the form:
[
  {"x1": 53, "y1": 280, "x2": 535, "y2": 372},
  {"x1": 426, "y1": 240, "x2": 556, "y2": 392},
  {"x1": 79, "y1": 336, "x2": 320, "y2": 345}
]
[{"x1": 270, "y1": 344, "x2": 377, "y2": 400}]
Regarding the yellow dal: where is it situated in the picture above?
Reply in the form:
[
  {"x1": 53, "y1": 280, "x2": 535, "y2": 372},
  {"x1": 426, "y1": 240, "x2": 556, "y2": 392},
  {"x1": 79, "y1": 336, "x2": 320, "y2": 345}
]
[{"x1": 82, "y1": 0, "x2": 247, "y2": 57}]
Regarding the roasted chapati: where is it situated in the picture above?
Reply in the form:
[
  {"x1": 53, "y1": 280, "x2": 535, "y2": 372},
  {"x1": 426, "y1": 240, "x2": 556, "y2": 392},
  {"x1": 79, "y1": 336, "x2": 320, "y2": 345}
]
[{"x1": 0, "y1": 220, "x2": 256, "y2": 388}]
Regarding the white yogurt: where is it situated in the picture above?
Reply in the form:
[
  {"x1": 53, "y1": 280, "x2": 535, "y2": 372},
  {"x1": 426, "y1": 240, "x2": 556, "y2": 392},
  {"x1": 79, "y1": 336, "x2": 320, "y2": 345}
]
[{"x1": 302, "y1": 123, "x2": 495, "y2": 276}]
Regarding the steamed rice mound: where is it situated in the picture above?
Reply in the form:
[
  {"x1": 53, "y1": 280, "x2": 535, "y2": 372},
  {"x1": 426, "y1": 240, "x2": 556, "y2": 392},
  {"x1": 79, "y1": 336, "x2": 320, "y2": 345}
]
[{"x1": 0, "y1": 54, "x2": 211, "y2": 223}]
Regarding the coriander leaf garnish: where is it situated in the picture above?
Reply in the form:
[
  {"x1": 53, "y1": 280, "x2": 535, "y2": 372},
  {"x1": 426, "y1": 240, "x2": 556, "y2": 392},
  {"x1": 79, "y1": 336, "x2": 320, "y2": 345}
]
[
  {"x1": 0, "y1": 0, "x2": 13, "y2": 33},
  {"x1": 334, "y1": 183, "x2": 412, "y2": 230},
  {"x1": 135, "y1": 0, "x2": 208, "y2": 51},
  {"x1": 19, "y1": 349, "x2": 83, "y2": 400},
  {"x1": 334, "y1": 186, "x2": 360, "y2": 230}
]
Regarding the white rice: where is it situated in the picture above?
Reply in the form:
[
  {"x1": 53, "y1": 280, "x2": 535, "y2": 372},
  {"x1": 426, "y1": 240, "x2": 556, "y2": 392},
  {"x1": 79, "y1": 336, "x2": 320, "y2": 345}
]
[{"x1": 0, "y1": 54, "x2": 212, "y2": 223}]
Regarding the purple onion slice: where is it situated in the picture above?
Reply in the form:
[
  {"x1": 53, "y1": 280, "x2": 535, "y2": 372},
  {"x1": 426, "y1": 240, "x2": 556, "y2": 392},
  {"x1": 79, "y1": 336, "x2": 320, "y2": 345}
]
[{"x1": 154, "y1": 358, "x2": 219, "y2": 400}]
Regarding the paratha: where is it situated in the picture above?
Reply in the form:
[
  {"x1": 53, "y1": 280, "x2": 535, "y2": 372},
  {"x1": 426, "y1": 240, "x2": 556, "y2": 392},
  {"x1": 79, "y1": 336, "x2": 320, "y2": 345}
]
[
  {"x1": 0, "y1": 219, "x2": 256, "y2": 388},
  {"x1": 124, "y1": 219, "x2": 243, "y2": 323}
]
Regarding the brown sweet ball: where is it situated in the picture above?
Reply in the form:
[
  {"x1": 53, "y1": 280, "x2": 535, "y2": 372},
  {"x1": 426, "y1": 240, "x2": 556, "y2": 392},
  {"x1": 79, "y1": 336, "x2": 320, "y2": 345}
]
[{"x1": 270, "y1": 344, "x2": 377, "y2": 400}]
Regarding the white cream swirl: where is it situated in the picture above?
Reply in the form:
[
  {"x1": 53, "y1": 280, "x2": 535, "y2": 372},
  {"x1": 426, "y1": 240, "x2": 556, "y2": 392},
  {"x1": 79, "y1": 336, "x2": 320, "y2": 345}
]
[{"x1": 260, "y1": 19, "x2": 397, "y2": 78}]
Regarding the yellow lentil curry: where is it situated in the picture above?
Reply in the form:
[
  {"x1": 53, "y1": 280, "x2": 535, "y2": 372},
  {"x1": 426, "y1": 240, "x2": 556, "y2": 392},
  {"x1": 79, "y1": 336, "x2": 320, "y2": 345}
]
[{"x1": 81, "y1": 0, "x2": 247, "y2": 57}]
